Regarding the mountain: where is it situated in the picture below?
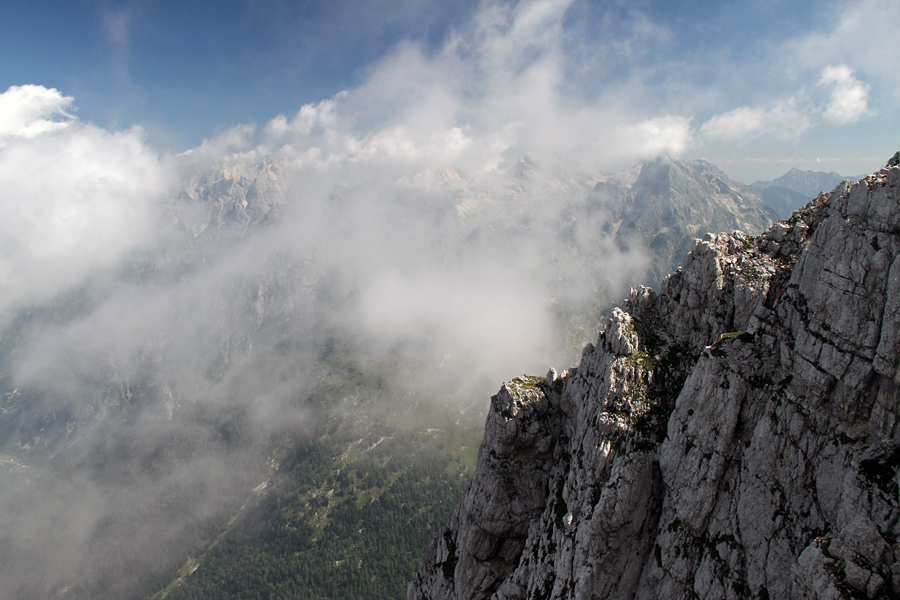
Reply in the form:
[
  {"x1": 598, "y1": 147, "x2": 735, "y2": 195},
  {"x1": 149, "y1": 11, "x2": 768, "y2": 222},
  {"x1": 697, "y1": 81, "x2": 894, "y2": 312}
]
[
  {"x1": 754, "y1": 185, "x2": 814, "y2": 220},
  {"x1": 751, "y1": 168, "x2": 859, "y2": 220},
  {"x1": 410, "y1": 153, "x2": 900, "y2": 599},
  {"x1": 750, "y1": 168, "x2": 862, "y2": 219},
  {"x1": 751, "y1": 167, "x2": 853, "y2": 198},
  {"x1": 173, "y1": 157, "x2": 286, "y2": 244},
  {"x1": 582, "y1": 156, "x2": 776, "y2": 285}
]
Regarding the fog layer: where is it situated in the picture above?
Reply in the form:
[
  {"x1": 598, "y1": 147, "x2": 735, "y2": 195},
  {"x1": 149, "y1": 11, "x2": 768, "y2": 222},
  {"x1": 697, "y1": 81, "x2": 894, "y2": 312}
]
[{"x1": 0, "y1": 1, "x2": 733, "y2": 597}]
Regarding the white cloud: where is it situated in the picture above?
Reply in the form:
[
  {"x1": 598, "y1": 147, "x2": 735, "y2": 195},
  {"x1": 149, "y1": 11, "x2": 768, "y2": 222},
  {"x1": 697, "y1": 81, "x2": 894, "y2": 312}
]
[
  {"x1": 1, "y1": 0, "x2": 696, "y2": 409},
  {"x1": 182, "y1": 123, "x2": 258, "y2": 164},
  {"x1": 264, "y1": 92, "x2": 348, "y2": 140},
  {"x1": 102, "y1": 7, "x2": 132, "y2": 49},
  {"x1": 623, "y1": 115, "x2": 694, "y2": 157},
  {"x1": 790, "y1": 0, "x2": 900, "y2": 98},
  {"x1": 0, "y1": 85, "x2": 174, "y2": 312},
  {"x1": 356, "y1": 268, "x2": 557, "y2": 383},
  {"x1": 168, "y1": 0, "x2": 684, "y2": 395},
  {"x1": 698, "y1": 65, "x2": 870, "y2": 143},
  {"x1": 0, "y1": 85, "x2": 76, "y2": 144},
  {"x1": 818, "y1": 64, "x2": 870, "y2": 124},
  {"x1": 700, "y1": 99, "x2": 809, "y2": 142},
  {"x1": 258, "y1": 0, "x2": 692, "y2": 179},
  {"x1": 700, "y1": 106, "x2": 767, "y2": 141}
]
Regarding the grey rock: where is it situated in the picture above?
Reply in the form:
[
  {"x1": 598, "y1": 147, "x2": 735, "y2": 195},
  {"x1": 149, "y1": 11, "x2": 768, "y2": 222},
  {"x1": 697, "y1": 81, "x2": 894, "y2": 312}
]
[{"x1": 410, "y1": 154, "x2": 900, "y2": 599}]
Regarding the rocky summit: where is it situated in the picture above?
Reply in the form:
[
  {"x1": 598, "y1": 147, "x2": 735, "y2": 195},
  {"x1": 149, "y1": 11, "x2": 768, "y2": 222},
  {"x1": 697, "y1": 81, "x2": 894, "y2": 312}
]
[{"x1": 410, "y1": 153, "x2": 900, "y2": 599}]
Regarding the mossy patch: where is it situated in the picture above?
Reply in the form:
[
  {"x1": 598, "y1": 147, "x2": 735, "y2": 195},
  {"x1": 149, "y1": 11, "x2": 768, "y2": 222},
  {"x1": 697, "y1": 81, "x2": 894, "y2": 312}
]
[
  {"x1": 625, "y1": 351, "x2": 657, "y2": 372},
  {"x1": 712, "y1": 330, "x2": 754, "y2": 346},
  {"x1": 708, "y1": 331, "x2": 753, "y2": 357},
  {"x1": 505, "y1": 375, "x2": 547, "y2": 396}
]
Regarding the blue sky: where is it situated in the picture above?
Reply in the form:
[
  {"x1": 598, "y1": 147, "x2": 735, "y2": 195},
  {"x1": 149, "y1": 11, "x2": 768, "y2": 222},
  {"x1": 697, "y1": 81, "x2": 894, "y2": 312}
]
[{"x1": 1, "y1": 0, "x2": 898, "y2": 181}]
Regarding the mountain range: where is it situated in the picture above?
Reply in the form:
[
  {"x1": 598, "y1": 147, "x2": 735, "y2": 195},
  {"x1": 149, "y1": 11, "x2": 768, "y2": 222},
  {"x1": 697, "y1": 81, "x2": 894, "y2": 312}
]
[
  {"x1": 750, "y1": 167, "x2": 861, "y2": 220},
  {"x1": 581, "y1": 155, "x2": 774, "y2": 285},
  {"x1": 751, "y1": 167, "x2": 854, "y2": 197}
]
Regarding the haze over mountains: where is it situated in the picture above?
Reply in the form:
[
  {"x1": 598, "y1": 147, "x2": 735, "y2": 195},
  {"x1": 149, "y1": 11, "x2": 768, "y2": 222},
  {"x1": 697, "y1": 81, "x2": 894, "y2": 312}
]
[
  {"x1": 2, "y1": 0, "x2": 895, "y2": 596},
  {"x1": 751, "y1": 167, "x2": 857, "y2": 197},
  {"x1": 0, "y1": 86, "x2": 873, "y2": 600},
  {"x1": 0, "y1": 138, "x2": 779, "y2": 599},
  {"x1": 751, "y1": 168, "x2": 861, "y2": 219}
]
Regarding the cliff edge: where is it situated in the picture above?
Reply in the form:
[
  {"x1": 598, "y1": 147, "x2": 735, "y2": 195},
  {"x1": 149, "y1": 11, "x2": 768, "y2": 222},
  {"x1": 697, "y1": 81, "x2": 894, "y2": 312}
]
[{"x1": 410, "y1": 153, "x2": 900, "y2": 599}]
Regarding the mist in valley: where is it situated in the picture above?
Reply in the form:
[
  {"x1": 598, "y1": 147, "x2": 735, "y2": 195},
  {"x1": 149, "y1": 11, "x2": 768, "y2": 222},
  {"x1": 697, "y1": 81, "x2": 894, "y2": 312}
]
[
  {"x1": 0, "y1": 4, "x2": 667, "y2": 596},
  {"x1": 0, "y1": 0, "x2": 890, "y2": 597}
]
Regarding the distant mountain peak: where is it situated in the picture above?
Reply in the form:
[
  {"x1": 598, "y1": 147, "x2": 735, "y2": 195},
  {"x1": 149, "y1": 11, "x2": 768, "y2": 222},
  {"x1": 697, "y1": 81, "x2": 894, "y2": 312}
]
[
  {"x1": 591, "y1": 155, "x2": 775, "y2": 284},
  {"x1": 751, "y1": 167, "x2": 850, "y2": 197},
  {"x1": 750, "y1": 166, "x2": 859, "y2": 218}
]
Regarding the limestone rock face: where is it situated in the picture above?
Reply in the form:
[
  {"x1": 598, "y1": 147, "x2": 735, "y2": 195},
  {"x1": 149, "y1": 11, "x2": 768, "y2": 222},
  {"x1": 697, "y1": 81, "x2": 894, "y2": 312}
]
[
  {"x1": 174, "y1": 158, "x2": 286, "y2": 242},
  {"x1": 409, "y1": 153, "x2": 900, "y2": 600}
]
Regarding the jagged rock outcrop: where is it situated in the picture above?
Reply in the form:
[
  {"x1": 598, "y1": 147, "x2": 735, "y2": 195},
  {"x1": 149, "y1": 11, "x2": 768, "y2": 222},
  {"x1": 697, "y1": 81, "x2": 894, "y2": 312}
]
[{"x1": 410, "y1": 153, "x2": 900, "y2": 599}]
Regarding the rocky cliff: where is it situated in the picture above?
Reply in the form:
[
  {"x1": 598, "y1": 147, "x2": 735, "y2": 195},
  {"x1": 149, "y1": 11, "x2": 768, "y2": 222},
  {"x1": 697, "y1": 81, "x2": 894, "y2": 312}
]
[{"x1": 410, "y1": 153, "x2": 900, "y2": 600}]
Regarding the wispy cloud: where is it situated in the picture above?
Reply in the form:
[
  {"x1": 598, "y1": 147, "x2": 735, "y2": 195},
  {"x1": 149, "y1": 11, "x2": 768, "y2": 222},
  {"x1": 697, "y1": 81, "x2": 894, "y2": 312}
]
[
  {"x1": 818, "y1": 64, "x2": 870, "y2": 124},
  {"x1": 700, "y1": 100, "x2": 809, "y2": 142},
  {"x1": 699, "y1": 63, "x2": 871, "y2": 143},
  {"x1": 265, "y1": 0, "x2": 693, "y2": 174},
  {"x1": 0, "y1": 1, "x2": 671, "y2": 441},
  {"x1": 99, "y1": 5, "x2": 146, "y2": 128},
  {"x1": 789, "y1": 0, "x2": 900, "y2": 98}
]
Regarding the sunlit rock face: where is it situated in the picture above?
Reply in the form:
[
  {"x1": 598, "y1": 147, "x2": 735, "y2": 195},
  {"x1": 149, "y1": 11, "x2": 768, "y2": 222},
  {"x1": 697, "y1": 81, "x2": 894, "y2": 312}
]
[
  {"x1": 173, "y1": 158, "x2": 287, "y2": 242},
  {"x1": 410, "y1": 153, "x2": 900, "y2": 600}
]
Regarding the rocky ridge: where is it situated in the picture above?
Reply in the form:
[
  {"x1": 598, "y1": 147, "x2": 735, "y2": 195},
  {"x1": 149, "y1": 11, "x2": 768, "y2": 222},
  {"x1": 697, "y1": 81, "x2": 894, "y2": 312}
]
[{"x1": 410, "y1": 152, "x2": 900, "y2": 599}]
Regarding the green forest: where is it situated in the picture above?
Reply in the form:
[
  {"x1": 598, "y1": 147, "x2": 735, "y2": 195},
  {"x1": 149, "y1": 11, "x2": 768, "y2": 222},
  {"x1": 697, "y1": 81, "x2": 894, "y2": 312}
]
[{"x1": 149, "y1": 370, "x2": 482, "y2": 600}]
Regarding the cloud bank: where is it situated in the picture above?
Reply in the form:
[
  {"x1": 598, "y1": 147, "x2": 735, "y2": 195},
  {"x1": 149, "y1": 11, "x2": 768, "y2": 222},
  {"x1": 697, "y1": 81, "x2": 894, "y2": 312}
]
[
  {"x1": 0, "y1": 0, "x2": 892, "y2": 596},
  {"x1": 0, "y1": 87, "x2": 175, "y2": 315},
  {"x1": 0, "y1": 3, "x2": 660, "y2": 592}
]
